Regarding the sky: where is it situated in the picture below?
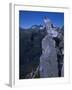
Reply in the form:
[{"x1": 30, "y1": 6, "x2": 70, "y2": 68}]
[{"x1": 19, "y1": 10, "x2": 64, "y2": 29}]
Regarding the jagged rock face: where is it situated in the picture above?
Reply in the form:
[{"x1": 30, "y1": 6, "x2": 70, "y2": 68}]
[
  {"x1": 44, "y1": 17, "x2": 52, "y2": 30},
  {"x1": 47, "y1": 28, "x2": 58, "y2": 38},
  {"x1": 39, "y1": 17, "x2": 64, "y2": 77},
  {"x1": 40, "y1": 35, "x2": 58, "y2": 77},
  {"x1": 44, "y1": 17, "x2": 58, "y2": 38}
]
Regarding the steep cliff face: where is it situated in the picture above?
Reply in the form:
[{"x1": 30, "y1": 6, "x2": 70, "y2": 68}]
[
  {"x1": 40, "y1": 17, "x2": 64, "y2": 77},
  {"x1": 40, "y1": 35, "x2": 58, "y2": 77}
]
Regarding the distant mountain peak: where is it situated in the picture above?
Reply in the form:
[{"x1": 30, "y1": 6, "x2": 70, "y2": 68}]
[{"x1": 31, "y1": 25, "x2": 44, "y2": 30}]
